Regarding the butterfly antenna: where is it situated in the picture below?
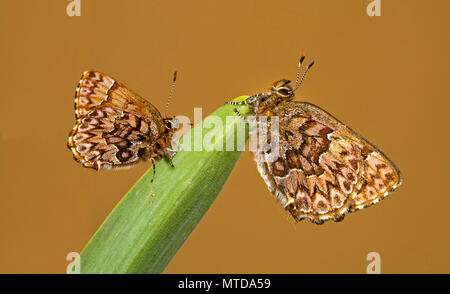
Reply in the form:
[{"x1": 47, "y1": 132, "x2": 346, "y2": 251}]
[
  {"x1": 165, "y1": 71, "x2": 177, "y2": 117},
  {"x1": 292, "y1": 57, "x2": 314, "y2": 92},
  {"x1": 293, "y1": 55, "x2": 305, "y2": 87}
]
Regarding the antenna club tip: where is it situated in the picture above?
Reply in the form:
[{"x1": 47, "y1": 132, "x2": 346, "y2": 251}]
[
  {"x1": 172, "y1": 71, "x2": 178, "y2": 82},
  {"x1": 307, "y1": 61, "x2": 315, "y2": 69},
  {"x1": 299, "y1": 55, "x2": 306, "y2": 63}
]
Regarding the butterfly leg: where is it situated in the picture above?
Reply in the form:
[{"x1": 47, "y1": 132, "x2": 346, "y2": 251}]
[
  {"x1": 151, "y1": 158, "x2": 156, "y2": 183},
  {"x1": 225, "y1": 94, "x2": 259, "y2": 106},
  {"x1": 226, "y1": 92, "x2": 271, "y2": 115},
  {"x1": 164, "y1": 147, "x2": 177, "y2": 168},
  {"x1": 226, "y1": 100, "x2": 250, "y2": 106},
  {"x1": 233, "y1": 108, "x2": 249, "y2": 122}
]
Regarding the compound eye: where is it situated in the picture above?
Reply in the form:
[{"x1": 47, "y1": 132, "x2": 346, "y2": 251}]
[
  {"x1": 277, "y1": 87, "x2": 291, "y2": 97},
  {"x1": 164, "y1": 120, "x2": 173, "y2": 129}
]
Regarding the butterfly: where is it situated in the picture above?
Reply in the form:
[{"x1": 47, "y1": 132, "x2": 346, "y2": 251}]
[
  {"x1": 227, "y1": 56, "x2": 402, "y2": 224},
  {"x1": 67, "y1": 70, "x2": 180, "y2": 181}
]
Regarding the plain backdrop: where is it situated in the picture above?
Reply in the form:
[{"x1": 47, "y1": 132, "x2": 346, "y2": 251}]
[{"x1": 0, "y1": 0, "x2": 449, "y2": 273}]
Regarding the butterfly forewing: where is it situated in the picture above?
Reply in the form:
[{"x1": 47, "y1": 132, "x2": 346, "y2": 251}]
[{"x1": 74, "y1": 70, "x2": 116, "y2": 119}]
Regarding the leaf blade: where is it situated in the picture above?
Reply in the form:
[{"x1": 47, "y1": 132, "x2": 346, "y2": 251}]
[{"x1": 79, "y1": 96, "x2": 249, "y2": 273}]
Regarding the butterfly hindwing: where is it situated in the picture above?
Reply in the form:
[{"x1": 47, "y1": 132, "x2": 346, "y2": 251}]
[
  {"x1": 254, "y1": 101, "x2": 401, "y2": 224},
  {"x1": 68, "y1": 104, "x2": 156, "y2": 170},
  {"x1": 349, "y1": 140, "x2": 402, "y2": 212}
]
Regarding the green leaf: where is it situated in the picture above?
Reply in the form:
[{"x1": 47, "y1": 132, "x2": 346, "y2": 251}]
[{"x1": 78, "y1": 96, "x2": 249, "y2": 274}]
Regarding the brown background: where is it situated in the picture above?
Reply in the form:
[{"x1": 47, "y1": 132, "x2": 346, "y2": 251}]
[{"x1": 0, "y1": 0, "x2": 449, "y2": 273}]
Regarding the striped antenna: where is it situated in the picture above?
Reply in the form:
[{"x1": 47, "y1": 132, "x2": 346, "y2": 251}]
[
  {"x1": 165, "y1": 71, "x2": 178, "y2": 116},
  {"x1": 294, "y1": 55, "x2": 306, "y2": 88},
  {"x1": 292, "y1": 57, "x2": 314, "y2": 92}
]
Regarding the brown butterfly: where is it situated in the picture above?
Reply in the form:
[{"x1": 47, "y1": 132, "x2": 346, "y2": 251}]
[
  {"x1": 227, "y1": 56, "x2": 402, "y2": 224},
  {"x1": 67, "y1": 70, "x2": 180, "y2": 180}
]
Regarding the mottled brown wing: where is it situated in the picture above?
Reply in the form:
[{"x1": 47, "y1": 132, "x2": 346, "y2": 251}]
[
  {"x1": 73, "y1": 70, "x2": 163, "y2": 121},
  {"x1": 68, "y1": 70, "x2": 166, "y2": 170},
  {"x1": 255, "y1": 101, "x2": 402, "y2": 224},
  {"x1": 348, "y1": 141, "x2": 402, "y2": 212},
  {"x1": 74, "y1": 70, "x2": 115, "y2": 119},
  {"x1": 68, "y1": 104, "x2": 154, "y2": 169}
]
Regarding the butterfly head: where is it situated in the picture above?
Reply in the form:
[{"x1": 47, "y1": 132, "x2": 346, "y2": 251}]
[
  {"x1": 271, "y1": 56, "x2": 315, "y2": 99},
  {"x1": 272, "y1": 79, "x2": 295, "y2": 98},
  {"x1": 270, "y1": 56, "x2": 315, "y2": 99},
  {"x1": 163, "y1": 117, "x2": 180, "y2": 131}
]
